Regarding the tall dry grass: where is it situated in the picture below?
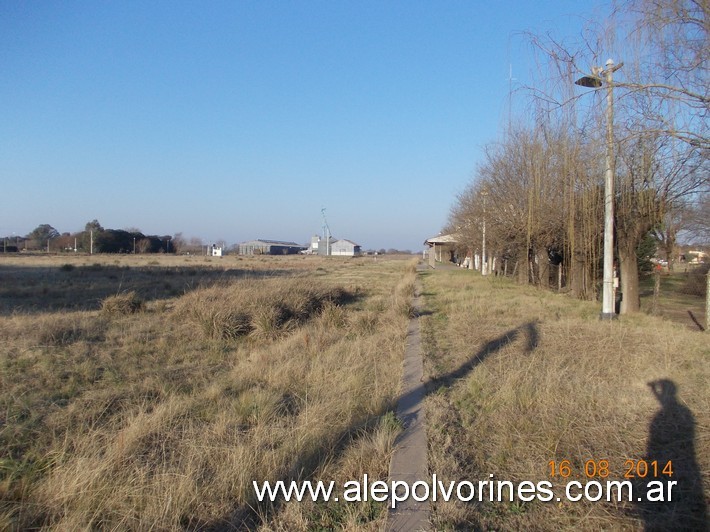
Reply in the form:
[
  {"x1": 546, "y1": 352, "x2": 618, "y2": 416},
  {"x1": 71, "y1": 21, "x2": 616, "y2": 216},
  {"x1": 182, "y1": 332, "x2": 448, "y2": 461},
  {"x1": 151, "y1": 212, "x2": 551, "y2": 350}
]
[
  {"x1": 421, "y1": 269, "x2": 709, "y2": 530},
  {"x1": 0, "y1": 255, "x2": 415, "y2": 530}
]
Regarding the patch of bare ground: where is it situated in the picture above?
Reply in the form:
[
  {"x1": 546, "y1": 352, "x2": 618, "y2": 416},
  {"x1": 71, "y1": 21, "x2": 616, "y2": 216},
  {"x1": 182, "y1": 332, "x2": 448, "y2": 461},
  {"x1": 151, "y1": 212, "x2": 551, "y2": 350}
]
[
  {"x1": 0, "y1": 254, "x2": 416, "y2": 530},
  {"x1": 421, "y1": 269, "x2": 708, "y2": 530}
]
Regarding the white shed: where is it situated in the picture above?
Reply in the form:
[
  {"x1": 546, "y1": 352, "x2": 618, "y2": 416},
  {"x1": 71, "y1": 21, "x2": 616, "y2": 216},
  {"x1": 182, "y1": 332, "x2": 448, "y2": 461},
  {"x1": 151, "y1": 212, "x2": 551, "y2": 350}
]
[{"x1": 331, "y1": 239, "x2": 361, "y2": 256}]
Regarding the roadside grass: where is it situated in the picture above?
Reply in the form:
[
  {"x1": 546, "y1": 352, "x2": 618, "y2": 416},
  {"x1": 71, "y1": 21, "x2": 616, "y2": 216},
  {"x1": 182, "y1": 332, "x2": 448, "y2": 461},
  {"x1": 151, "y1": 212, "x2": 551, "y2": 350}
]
[
  {"x1": 638, "y1": 268, "x2": 707, "y2": 330},
  {"x1": 421, "y1": 269, "x2": 709, "y2": 530},
  {"x1": 0, "y1": 254, "x2": 414, "y2": 529}
]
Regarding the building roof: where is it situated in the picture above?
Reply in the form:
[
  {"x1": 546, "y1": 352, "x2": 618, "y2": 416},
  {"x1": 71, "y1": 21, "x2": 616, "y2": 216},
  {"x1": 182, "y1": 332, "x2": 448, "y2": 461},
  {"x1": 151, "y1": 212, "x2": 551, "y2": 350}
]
[
  {"x1": 333, "y1": 239, "x2": 361, "y2": 247},
  {"x1": 424, "y1": 233, "x2": 460, "y2": 246},
  {"x1": 240, "y1": 239, "x2": 305, "y2": 247}
]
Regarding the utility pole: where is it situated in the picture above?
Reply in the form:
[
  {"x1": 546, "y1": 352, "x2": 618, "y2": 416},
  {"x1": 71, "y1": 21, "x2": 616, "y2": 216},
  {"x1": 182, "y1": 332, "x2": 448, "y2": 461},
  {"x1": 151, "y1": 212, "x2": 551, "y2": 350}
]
[
  {"x1": 576, "y1": 58, "x2": 623, "y2": 320},
  {"x1": 90, "y1": 229, "x2": 93, "y2": 255},
  {"x1": 321, "y1": 208, "x2": 331, "y2": 256},
  {"x1": 601, "y1": 59, "x2": 622, "y2": 319}
]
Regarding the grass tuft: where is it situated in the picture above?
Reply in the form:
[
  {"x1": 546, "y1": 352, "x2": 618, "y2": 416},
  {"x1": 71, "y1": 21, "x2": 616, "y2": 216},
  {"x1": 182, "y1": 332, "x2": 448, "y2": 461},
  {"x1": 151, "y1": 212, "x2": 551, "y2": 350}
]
[{"x1": 100, "y1": 291, "x2": 144, "y2": 315}]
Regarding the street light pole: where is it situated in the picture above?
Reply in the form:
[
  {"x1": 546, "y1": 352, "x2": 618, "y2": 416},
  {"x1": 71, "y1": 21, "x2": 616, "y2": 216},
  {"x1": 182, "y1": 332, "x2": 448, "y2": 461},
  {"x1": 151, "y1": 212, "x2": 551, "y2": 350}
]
[
  {"x1": 576, "y1": 58, "x2": 623, "y2": 320},
  {"x1": 601, "y1": 60, "x2": 620, "y2": 319}
]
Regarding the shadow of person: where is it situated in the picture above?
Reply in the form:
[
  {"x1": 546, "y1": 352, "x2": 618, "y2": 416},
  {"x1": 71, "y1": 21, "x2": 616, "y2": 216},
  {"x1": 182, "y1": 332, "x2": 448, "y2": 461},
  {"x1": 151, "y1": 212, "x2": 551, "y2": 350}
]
[{"x1": 637, "y1": 379, "x2": 707, "y2": 531}]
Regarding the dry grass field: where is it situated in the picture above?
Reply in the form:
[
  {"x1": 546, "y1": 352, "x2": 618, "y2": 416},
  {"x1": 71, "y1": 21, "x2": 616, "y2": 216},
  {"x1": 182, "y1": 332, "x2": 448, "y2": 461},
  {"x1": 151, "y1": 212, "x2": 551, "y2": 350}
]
[
  {"x1": 3, "y1": 253, "x2": 707, "y2": 531},
  {"x1": 0, "y1": 253, "x2": 416, "y2": 530},
  {"x1": 421, "y1": 268, "x2": 709, "y2": 530}
]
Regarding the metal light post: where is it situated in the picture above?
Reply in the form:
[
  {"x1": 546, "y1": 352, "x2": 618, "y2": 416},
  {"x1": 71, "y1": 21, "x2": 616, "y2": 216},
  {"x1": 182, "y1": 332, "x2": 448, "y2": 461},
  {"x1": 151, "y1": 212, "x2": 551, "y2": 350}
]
[{"x1": 576, "y1": 58, "x2": 623, "y2": 320}]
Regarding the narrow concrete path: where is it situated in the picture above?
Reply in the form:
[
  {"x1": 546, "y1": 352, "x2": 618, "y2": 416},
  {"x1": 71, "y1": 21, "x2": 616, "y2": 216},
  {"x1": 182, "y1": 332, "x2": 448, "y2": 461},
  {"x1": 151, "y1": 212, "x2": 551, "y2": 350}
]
[{"x1": 387, "y1": 267, "x2": 429, "y2": 531}]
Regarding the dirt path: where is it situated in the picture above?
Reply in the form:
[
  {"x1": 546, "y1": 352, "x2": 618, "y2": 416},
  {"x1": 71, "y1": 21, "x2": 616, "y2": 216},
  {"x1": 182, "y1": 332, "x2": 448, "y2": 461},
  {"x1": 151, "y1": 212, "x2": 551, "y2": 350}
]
[{"x1": 386, "y1": 268, "x2": 429, "y2": 531}]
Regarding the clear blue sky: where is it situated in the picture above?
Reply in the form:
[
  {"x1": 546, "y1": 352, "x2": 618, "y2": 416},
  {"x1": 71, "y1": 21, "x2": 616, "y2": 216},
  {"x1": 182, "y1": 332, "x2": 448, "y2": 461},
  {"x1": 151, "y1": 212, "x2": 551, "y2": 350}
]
[{"x1": 1, "y1": 0, "x2": 608, "y2": 251}]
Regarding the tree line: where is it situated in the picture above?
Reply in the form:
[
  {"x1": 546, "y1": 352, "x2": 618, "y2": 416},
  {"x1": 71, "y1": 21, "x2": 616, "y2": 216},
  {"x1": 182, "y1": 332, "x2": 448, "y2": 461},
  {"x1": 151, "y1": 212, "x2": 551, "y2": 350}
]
[
  {"x1": 4, "y1": 220, "x2": 188, "y2": 254},
  {"x1": 447, "y1": 0, "x2": 708, "y2": 314}
]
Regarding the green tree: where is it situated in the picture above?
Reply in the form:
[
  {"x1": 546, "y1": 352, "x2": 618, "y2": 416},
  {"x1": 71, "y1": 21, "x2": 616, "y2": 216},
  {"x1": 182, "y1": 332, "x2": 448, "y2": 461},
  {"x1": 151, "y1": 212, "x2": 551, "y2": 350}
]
[
  {"x1": 85, "y1": 219, "x2": 104, "y2": 233},
  {"x1": 27, "y1": 224, "x2": 59, "y2": 249}
]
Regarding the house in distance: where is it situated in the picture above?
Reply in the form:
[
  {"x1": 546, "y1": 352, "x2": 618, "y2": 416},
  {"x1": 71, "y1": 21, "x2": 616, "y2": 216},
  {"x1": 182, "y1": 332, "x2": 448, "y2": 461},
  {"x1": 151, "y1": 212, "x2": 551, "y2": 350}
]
[
  {"x1": 238, "y1": 239, "x2": 306, "y2": 255},
  {"x1": 238, "y1": 235, "x2": 362, "y2": 257},
  {"x1": 308, "y1": 235, "x2": 361, "y2": 256},
  {"x1": 331, "y1": 239, "x2": 361, "y2": 256}
]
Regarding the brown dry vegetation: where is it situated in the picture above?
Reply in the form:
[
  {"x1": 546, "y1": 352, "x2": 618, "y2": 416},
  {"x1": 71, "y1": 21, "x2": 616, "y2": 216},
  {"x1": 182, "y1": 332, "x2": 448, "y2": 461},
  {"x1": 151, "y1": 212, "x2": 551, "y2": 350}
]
[
  {"x1": 421, "y1": 268, "x2": 709, "y2": 530},
  {"x1": 0, "y1": 253, "x2": 416, "y2": 530}
]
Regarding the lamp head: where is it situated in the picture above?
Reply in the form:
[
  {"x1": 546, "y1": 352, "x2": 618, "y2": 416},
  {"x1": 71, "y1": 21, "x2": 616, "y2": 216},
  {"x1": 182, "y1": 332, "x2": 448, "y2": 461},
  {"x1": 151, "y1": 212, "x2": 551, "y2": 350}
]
[{"x1": 575, "y1": 75, "x2": 603, "y2": 88}]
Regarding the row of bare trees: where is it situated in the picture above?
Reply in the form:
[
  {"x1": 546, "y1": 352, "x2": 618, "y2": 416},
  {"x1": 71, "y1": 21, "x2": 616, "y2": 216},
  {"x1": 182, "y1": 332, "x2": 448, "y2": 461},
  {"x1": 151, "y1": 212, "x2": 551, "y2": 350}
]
[{"x1": 447, "y1": 0, "x2": 708, "y2": 314}]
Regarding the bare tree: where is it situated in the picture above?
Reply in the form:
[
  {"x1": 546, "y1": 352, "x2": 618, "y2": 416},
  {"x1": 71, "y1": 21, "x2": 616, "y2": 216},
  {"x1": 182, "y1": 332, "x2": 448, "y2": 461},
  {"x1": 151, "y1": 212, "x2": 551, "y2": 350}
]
[
  {"x1": 623, "y1": 0, "x2": 709, "y2": 151},
  {"x1": 681, "y1": 192, "x2": 710, "y2": 245},
  {"x1": 172, "y1": 232, "x2": 186, "y2": 254},
  {"x1": 136, "y1": 239, "x2": 151, "y2": 254},
  {"x1": 523, "y1": 0, "x2": 708, "y2": 312}
]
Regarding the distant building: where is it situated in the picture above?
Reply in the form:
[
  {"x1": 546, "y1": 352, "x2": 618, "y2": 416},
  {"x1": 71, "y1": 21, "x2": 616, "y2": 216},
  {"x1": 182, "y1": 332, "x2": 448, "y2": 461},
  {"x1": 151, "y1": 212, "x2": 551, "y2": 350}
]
[
  {"x1": 331, "y1": 239, "x2": 361, "y2": 256},
  {"x1": 312, "y1": 235, "x2": 338, "y2": 255},
  {"x1": 211, "y1": 244, "x2": 223, "y2": 257},
  {"x1": 307, "y1": 235, "x2": 321, "y2": 254},
  {"x1": 424, "y1": 233, "x2": 460, "y2": 267},
  {"x1": 238, "y1": 239, "x2": 306, "y2": 255}
]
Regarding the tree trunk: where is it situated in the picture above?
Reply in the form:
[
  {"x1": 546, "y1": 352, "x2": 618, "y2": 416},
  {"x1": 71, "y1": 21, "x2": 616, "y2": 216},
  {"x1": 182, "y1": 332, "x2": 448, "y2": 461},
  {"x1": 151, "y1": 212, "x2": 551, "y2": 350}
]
[
  {"x1": 569, "y1": 250, "x2": 586, "y2": 299},
  {"x1": 618, "y1": 233, "x2": 641, "y2": 314},
  {"x1": 517, "y1": 247, "x2": 529, "y2": 284},
  {"x1": 664, "y1": 235, "x2": 675, "y2": 272},
  {"x1": 537, "y1": 252, "x2": 550, "y2": 288}
]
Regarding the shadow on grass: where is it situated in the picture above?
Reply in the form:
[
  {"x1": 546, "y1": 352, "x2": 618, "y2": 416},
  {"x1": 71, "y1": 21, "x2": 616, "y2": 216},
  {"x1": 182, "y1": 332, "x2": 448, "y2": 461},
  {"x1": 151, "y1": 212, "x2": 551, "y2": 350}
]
[
  {"x1": 634, "y1": 379, "x2": 707, "y2": 531},
  {"x1": 0, "y1": 264, "x2": 295, "y2": 316},
  {"x1": 423, "y1": 320, "x2": 539, "y2": 392},
  {"x1": 687, "y1": 311, "x2": 705, "y2": 331},
  {"x1": 203, "y1": 313, "x2": 539, "y2": 530}
]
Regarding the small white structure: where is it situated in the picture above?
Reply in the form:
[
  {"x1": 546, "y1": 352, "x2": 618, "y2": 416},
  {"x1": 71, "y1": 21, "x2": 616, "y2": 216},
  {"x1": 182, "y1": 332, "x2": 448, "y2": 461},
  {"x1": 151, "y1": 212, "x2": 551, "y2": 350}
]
[
  {"x1": 309, "y1": 235, "x2": 321, "y2": 254},
  {"x1": 331, "y1": 239, "x2": 361, "y2": 256},
  {"x1": 211, "y1": 244, "x2": 223, "y2": 257},
  {"x1": 311, "y1": 234, "x2": 338, "y2": 255}
]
